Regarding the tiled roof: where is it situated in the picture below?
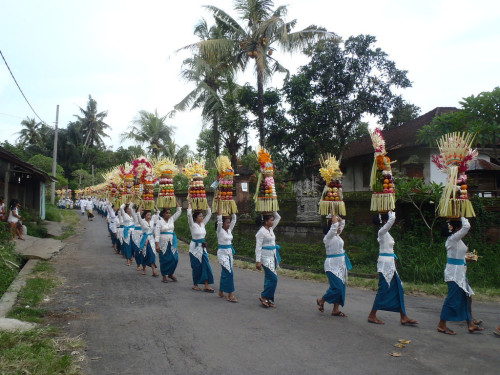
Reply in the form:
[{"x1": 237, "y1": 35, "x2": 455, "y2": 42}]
[
  {"x1": 0, "y1": 146, "x2": 57, "y2": 182},
  {"x1": 343, "y1": 107, "x2": 458, "y2": 159},
  {"x1": 468, "y1": 159, "x2": 500, "y2": 171}
]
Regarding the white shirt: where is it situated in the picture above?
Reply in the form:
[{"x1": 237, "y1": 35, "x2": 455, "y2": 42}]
[
  {"x1": 376, "y1": 211, "x2": 397, "y2": 286},
  {"x1": 119, "y1": 204, "x2": 134, "y2": 244},
  {"x1": 187, "y1": 208, "x2": 212, "y2": 262},
  {"x1": 255, "y1": 212, "x2": 281, "y2": 273},
  {"x1": 324, "y1": 220, "x2": 348, "y2": 284},
  {"x1": 86, "y1": 200, "x2": 94, "y2": 210},
  {"x1": 8, "y1": 207, "x2": 19, "y2": 223},
  {"x1": 444, "y1": 217, "x2": 473, "y2": 295},
  {"x1": 136, "y1": 212, "x2": 157, "y2": 252},
  {"x1": 107, "y1": 205, "x2": 117, "y2": 232},
  {"x1": 217, "y1": 214, "x2": 237, "y2": 272},
  {"x1": 154, "y1": 207, "x2": 182, "y2": 246}
]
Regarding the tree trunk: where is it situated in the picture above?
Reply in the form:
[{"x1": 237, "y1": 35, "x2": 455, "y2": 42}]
[
  {"x1": 213, "y1": 115, "x2": 220, "y2": 157},
  {"x1": 257, "y1": 67, "x2": 265, "y2": 146}
]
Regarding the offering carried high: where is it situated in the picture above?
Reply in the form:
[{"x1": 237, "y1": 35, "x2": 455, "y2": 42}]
[
  {"x1": 318, "y1": 154, "x2": 346, "y2": 216},
  {"x1": 369, "y1": 128, "x2": 396, "y2": 212},
  {"x1": 182, "y1": 159, "x2": 209, "y2": 210},
  {"x1": 432, "y1": 132, "x2": 477, "y2": 218},
  {"x1": 153, "y1": 157, "x2": 179, "y2": 208},
  {"x1": 254, "y1": 146, "x2": 279, "y2": 213},
  {"x1": 212, "y1": 155, "x2": 238, "y2": 215}
]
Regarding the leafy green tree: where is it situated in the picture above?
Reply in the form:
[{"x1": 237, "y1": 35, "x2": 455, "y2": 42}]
[
  {"x1": 196, "y1": 128, "x2": 218, "y2": 166},
  {"x1": 272, "y1": 35, "x2": 412, "y2": 174},
  {"x1": 71, "y1": 169, "x2": 92, "y2": 188},
  {"x1": 418, "y1": 87, "x2": 500, "y2": 160},
  {"x1": 121, "y1": 110, "x2": 174, "y2": 159},
  {"x1": 74, "y1": 95, "x2": 110, "y2": 154},
  {"x1": 15, "y1": 117, "x2": 44, "y2": 147},
  {"x1": 386, "y1": 98, "x2": 421, "y2": 129},
  {"x1": 164, "y1": 140, "x2": 192, "y2": 164},
  {"x1": 176, "y1": 19, "x2": 236, "y2": 156},
  {"x1": 1, "y1": 141, "x2": 29, "y2": 160},
  {"x1": 28, "y1": 154, "x2": 68, "y2": 188},
  {"x1": 196, "y1": 0, "x2": 337, "y2": 146}
]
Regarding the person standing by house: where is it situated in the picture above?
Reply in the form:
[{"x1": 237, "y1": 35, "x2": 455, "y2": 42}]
[
  {"x1": 216, "y1": 204, "x2": 238, "y2": 302},
  {"x1": 7, "y1": 199, "x2": 24, "y2": 240},
  {"x1": 437, "y1": 217, "x2": 483, "y2": 334},
  {"x1": 0, "y1": 197, "x2": 6, "y2": 222},
  {"x1": 316, "y1": 214, "x2": 350, "y2": 317},
  {"x1": 187, "y1": 202, "x2": 214, "y2": 292},
  {"x1": 154, "y1": 204, "x2": 182, "y2": 283},
  {"x1": 367, "y1": 210, "x2": 418, "y2": 325},
  {"x1": 255, "y1": 211, "x2": 281, "y2": 308}
]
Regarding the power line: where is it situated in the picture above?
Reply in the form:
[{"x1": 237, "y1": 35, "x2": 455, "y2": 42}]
[{"x1": 0, "y1": 49, "x2": 48, "y2": 125}]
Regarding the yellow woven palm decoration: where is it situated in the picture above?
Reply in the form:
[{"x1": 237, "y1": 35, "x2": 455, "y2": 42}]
[
  {"x1": 212, "y1": 156, "x2": 238, "y2": 215},
  {"x1": 182, "y1": 159, "x2": 209, "y2": 210},
  {"x1": 369, "y1": 128, "x2": 396, "y2": 212},
  {"x1": 318, "y1": 154, "x2": 346, "y2": 216},
  {"x1": 153, "y1": 157, "x2": 179, "y2": 208},
  {"x1": 253, "y1": 146, "x2": 279, "y2": 212}
]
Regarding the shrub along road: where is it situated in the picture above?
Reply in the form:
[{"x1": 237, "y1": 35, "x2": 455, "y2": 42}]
[{"x1": 46, "y1": 214, "x2": 499, "y2": 375}]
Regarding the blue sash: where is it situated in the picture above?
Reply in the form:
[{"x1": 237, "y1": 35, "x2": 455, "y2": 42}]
[
  {"x1": 139, "y1": 231, "x2": 151, "y2": 249},
  {"x1": 447, "y1": 257, "x2": 466, "y2": 266},
  {"x1": 161, "y1": 231, "x2": 178, "y2": 249},
  {"x1": 327, "y1": 252, "x2": 352, "y2": 271},
  {"x1": 123, "y1": 225, "x2": 134, "y2": 238},
  {"x1": 219, "y1": 244, "x2": 235, "y2": 255},
  {"x1": 119, "y1": 225, "x2": 124, "y2": 229},
  {"x1": 262, "y1": 245, "x2": 281, "y2": 265},
  {"x1": 192, "y1": 238, "x2": 206, "y2": 247},
  {"x1": 379, "y1": 252, "x2": 398, "y2": 260},
  {"x1": 134, "y1": 226, "x2": 142, "y2": 230}
]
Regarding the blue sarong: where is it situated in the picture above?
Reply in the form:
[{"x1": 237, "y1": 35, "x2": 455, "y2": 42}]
[
  {"x1": 322, "y1": 271, "x2": 346, "y2": 306},
  {"x1": 159, "y1": 242, "x2": 179, "y2": 276},
  {"x1": 372, "y1": 272, "x2": 406, "y2": 314},
  {"x1": 189, "y1": 251, "x2": 214, "y2": 285},
  {"x1": 440, "y1": 281, "x2": 472, "y2": 322},
  {"x1": 122, "y1": 240, "x2": 132, "y2": 260},
  {"x1": 141, "y1": 242, "x2": 156, "y2": 267},
  {"x1": 262, "y1": 265, "x2": 278, "y2": 301},
  {"x1": 220, "y1": 263, "x2": 235, "y2": 293}
]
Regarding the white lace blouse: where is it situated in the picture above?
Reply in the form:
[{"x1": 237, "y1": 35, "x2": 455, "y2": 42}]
[
  {"x1": 187, "y1": 208, "x2": 212, "y2": 262},
  {"x1": 136, "y1": 213, "x2": 157, "y2": 252},
  {"x1": 255, "y1": 212, "x2": 281, "y2": 273},
  {"x1": 154, "y1": 207, "x2": 182, "y2": 245},
  {"x1": 444, "y1": 217, "x2": 473, "y2": 295},
  {"x1": 376, "y1": 211, "x2": 397, "y2": 286},
  {"x1": 324, "y1": 220, "x2": 348, "y2": 284},
  {"x1": 217, "y1": 214, "x2": 237, "y2": 272}
]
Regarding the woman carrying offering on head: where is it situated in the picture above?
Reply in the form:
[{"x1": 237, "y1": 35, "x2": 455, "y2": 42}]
[
  {"x1": 136, "y1": 204, "x2": 159, "y2": 277},
  {"x1": 216, "y1": 204, "x2": 238, "y2": 302},
  {"x1": 187, "y1": 202, "x2": 214, "y2": 292},
  {"x1": 154, "y1": 203, "x2": 182, "y2": 283}
]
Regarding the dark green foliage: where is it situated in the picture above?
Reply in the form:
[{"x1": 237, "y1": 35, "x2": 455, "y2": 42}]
[
  {"x1": 0, "y1": 224, "x2": 22, "y2": 298},
  {"x1": 45, "y1": 204, "x2": 62, "y2": 222}
]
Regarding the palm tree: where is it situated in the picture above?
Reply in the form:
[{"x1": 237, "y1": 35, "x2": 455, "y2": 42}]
[
  {"x1": 192, "y1": 0, "x2": 338, "y2": 145},
  {"x1": 164, "y1": 140, "x2": 192, "y2": 163},
  {"x1": 121, "y1": 109, "x2": 175, "y2": 159},
  {"x1": 175, "y1": 19, "x2": 236, "y2": 156},
  {"x1": 16, "y1": 117, "x2": 43, "y2": 147},
  {"x1": 74, "y1": 95, "x2": 110, "y2": 154}
]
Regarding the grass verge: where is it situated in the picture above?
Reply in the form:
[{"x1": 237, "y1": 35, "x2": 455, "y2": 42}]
[
  {"x1": 7, "y1": 261, "x2": 58, "y2": 323},
  {"x1": 54, "y1": 210, "x2": 80, "y2": 241},
  {"x1": 0, "y1": 327, "x2": 84, "y2": 375}
]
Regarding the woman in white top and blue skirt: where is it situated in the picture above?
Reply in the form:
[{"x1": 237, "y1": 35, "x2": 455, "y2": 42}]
[
  {"x1": 136, "y1": 205, "x2": 159, "y2": 277},
  {"x1": 255, "y1": 211, "x2": 281, "y2": 308},
  {"x1": 129, "y1": 204, "x2": 143, "y2": 271},
  {"x1": 154, "y1": 204, "x2": 182, "y2": 283},
  {"x1": 120, "y1": 203, "x2": 135, "y2": 266},
  {"x1": 368, "y1": 211, "x2": 418, "y2": 325},
  {"x1": 107, "y1": 204, "x2": 118, "y2": 253},
  {"x1": 187, "y1": 203, "x2": 214, "y2": 292},
  {"x1": 316, "y1": 215, "x2": 351, "y2": 316},
  {"x1": 216, "y1": 204, "x2": 238, "y2": 302},
  {"x1": 437, "y1": 217, "x2": 483, "y2": 334}
]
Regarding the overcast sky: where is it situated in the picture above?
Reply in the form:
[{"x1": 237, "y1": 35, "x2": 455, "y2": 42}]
[{"x1": 1, "y1": 0, "x2": 499, "y2": 153}]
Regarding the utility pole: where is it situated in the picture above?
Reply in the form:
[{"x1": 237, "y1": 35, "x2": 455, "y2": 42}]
[{"x1": 50, "y1": 105, "x2": 59, "y2": 204}]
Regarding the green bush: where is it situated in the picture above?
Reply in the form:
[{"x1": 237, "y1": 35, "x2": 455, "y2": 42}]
[
  {"x1": 45, "y1": 204, "x2": 62, "y2": 222},
  {"x1": 0, "y1": 223, "x2": 22, "y2": 297}
]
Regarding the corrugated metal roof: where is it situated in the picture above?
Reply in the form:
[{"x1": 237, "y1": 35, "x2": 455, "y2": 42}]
[{"x1": 0, "y1": 146, "x2": 57, "y2": 182}]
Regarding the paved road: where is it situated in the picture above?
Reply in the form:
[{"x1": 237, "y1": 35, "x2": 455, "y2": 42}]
[{"x1": 47, "y1": 214, "x2": 499, "y2": 375}]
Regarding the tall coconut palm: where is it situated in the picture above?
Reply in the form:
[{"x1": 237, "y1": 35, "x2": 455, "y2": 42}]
[
  {"x1": 121, "y1": 109, "x2": 175, "y2": 159},
  {"x1": 191, "y1": 0, "x2": 338, "y2": 145},
  {"x1": 74, "y1": 95, "x2": 110, "y2": 154},
  {"x1": 16, "y1": 117, "x2": 43, "y2": 147},
  {"x1": 175, "y1": 19, "x2": 236, "y2": 157},
  {"x1": 164, "y1": 140, "x2": 192, "y2": 163}
]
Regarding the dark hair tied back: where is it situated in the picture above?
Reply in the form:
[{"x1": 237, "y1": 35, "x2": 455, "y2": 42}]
[
  {"x1": 192, "y1": 211, "x2": 203, "y2": 222},
  {"x1": 160, "y1": 208, "x2": 171, "y2": 218},
  {"x1": 256, "y1": 214, "x2": 273, "y2": 227},
  {"x1": 441, "y1": 220, "x2": 462, "y2": 237},
  {"x1": 372, "y1": 213, "x2": 388, "y2": 226}
]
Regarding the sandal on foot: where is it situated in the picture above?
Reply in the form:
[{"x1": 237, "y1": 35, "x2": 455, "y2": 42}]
[
  {"x1": 152, "y1": 273, "x2": 159, "y2": 277},
  {"x1": 192, "y1": 286, "x2": 202, "y2": 291},
  {"x1": 368, "y1": 318, "x2": 384, "y2": 325},
  {"x1": 468, "y1": 325, "x2": 484, "y2": 334},
  {"x1": 162, "y1": 279, "x2": 169, "y2": 283},
  {"x1": 473, "y1": 319, "x2": 483, "y2": 325},
  {"x1": 259, "y1": 297, "x2": 269, "y2": 308},
  {"x1": 332, "y1": 311, "x2": 346, "y2": 317},
  {"x1": 218, "y1": 291, "x2": 225, "y2": 298},
  {"x1": 494, "y1": 329, "x2": 500, "y2": 337},
  {"x1": 204, "y1": 288, "x2": 215, "y2": 293},
  {"x1": 316, "y1": 298, "x2": 324, "y2": 312},
  {"x1": 168, "y1": 275, "x2": 178, "y2": 282},
  {"x1": 401, "y1": 319, "x2": 419, "y2": 325},
  {"x1": 437, "y1": 327, "x2": 456, "y2": 335},
  {"x1": 267, "y1": 301, "x2": 276, "y2": 308},
  {"x1": 227, "y1": 297, "x2": 238, "y2": 303}
]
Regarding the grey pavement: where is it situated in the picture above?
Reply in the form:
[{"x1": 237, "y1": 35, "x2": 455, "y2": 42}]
[
  {"x1": 46, "y1": 214, "x2": 500, "y2": 375},
  {"x1": 15, "y1": 234, "x2": 64, "y2": 260}
]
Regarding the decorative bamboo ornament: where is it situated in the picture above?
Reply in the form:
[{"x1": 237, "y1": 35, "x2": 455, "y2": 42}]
[
  {"x1": 212, "y1": 156, "x2": 238, "y2": 215},
  {"x1": 254, "y1": 146, "x2": 279, "y2": 213},
  {"x1": 318, "y1": 154, "x2": 346, "y2": 216},
  {"x1": 369, "y1": 128, "x2": 396, "y2": 212}
]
